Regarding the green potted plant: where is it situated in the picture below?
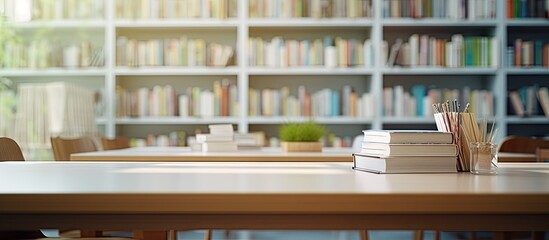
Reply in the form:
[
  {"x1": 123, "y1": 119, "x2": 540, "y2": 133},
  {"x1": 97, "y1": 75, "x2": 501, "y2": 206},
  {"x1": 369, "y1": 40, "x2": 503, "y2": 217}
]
[{"x1": 279, "y1": 120, "x2": 326, "y2": 152}]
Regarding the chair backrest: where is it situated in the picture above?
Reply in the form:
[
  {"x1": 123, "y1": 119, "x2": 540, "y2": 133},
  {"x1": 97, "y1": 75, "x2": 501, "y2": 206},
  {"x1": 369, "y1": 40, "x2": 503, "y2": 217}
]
[
  {"x1": 51, "y1": 136, "x2": 98, "y2": 160},
  {"x1": 0, "y1": 137, "x2": 25, "y2": 161},
  {"x1": 498, "y1": 136, "x2": 549, "y2": 162},
  {"x1": 101, "y1": 136, "x2": 130, "y2": 150}
]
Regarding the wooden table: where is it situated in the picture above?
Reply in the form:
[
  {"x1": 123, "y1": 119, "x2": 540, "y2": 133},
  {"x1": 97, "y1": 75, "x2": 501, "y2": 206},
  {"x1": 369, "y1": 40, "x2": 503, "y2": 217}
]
[
  {"x1": 0, "y1": 161, "x2": 548, "y2": 238},
  {"x1": 70, "y1": 147, "x2": 354, "y2": 162}
]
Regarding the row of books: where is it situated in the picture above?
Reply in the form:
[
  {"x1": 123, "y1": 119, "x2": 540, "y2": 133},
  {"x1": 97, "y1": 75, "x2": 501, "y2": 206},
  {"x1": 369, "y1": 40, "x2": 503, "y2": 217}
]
[
  {"x1": 507, "y1": 39, "x2": 549, "y2": 67},
  {"x1": 248, "y1": 37, "x2": 373, "y2": 68},
  {"x1": 115, "y1": 80, "x2": 239, "y2": 118},
  {"x1": 126, "y1": 130, "x2": 355, "y2": 148},
  {"x1": 115, "y1": 0, "x2": 237, "y2": 20},
  {"x1": 249, "y1": 0, "x2": 371, "y2": 18},
  {"x1": 353, "y1": 130, "x2": 457, "y2": 173},
  {"x1": 129, "y1": 131, "x2": 188, "y2": 147},
  {"x1": 383, "y1": 85, "x2": 494, "y2": 117},
  {"x1": 507, "y1": 0, "x2": 549, "y2": 19},
  {"x1": 2, "y1": 0, "x2": 104, "y2": 21},
  {"x1": 508, "y1": 85, "x2": 549, "y2": 117},
  {"x1": 383, "y1": 0, "x2": 496, "y2": 19},
  {"x1": 116, "y1": 36, "x2": 234, "y2": 67},
  {"x1": 385, "y1": 35, "x2": 498, "y2": 68},
  {"x1": 248, "y1": 85, "x2": 375, "y2": 118},
  {"x1": 1, "y1": 40, "x2": 104, "y2": 69}
]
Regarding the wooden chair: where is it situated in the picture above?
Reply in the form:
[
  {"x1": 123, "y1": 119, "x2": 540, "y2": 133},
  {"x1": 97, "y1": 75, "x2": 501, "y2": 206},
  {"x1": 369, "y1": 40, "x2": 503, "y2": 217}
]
[
  {"x1": 0, "y1": 137, "x2": 25, "y2": 161},
  {"x1": 51, "y1": 136, "x2": 98, "y2": 161},
  {"x1": 498, "y1": 136, "x2": 549, "y2": 162},
  {"x1": 101, "y1": 136, "x2": 130, "y2": 150},
  {"x1": 0, "y1": 137, "x2": 133, "y2": 240}
]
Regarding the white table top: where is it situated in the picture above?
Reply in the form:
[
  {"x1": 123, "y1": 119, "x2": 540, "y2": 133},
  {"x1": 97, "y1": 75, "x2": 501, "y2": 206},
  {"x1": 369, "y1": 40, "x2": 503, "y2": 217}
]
[
  {"x1": 70, "y1": 147, "x2": 354, "y2": 162},
  {"x1": 1, "y1": 161, "x2": 548, "y2": 233},
  {"x1": 0, "y1": 161, "x2": 548, "y2": 214}
]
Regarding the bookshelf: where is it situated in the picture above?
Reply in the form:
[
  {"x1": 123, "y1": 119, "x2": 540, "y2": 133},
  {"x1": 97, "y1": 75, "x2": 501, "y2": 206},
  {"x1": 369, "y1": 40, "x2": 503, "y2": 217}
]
[{"x1": 1, "y1": 0, "x2": 549, "y2": 150}]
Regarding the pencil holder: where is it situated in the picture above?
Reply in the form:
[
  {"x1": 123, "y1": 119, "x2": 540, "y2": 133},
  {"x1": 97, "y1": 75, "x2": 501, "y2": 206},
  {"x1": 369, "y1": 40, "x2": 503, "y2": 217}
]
[
  {"x1": 469, "y1": 142, "x2": 498, "y2": 175},
  {"x1": 433, "y1": 108, "x2": 496, "y2": 172}
]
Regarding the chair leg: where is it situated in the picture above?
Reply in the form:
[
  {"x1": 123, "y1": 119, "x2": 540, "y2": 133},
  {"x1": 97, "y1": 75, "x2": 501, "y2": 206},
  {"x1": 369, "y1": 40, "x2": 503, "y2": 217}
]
[
  {"x1": 434, "y1": 230, "x2": 440, "y2": 240},
  {"x1": 169, "y1": 230, "x2": 177, "y2": 240},
  {"x1": 414, "y1": 230, "x2": 424, "y2": 240},
  {"x1": 359, "y1": 230, "x2": 368, "y2": 240},
  {"x1": 204, "y1": 229, "x2": 212, "y2": 240}
]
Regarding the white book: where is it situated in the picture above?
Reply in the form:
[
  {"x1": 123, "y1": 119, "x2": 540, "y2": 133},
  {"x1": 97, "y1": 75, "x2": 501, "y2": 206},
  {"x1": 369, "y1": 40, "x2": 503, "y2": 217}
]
[
  {"x1": 138, "y1": 87, "x2": 149, "y2": 117},
  {"x1": 361, "y1": 142, "x2": 458, "y2": 157},
  {"x1": 324, "y1": 46, "x2": 337, "y2": 68},
  {"x1": 352, "y1": 153, "x2": 457, "y2": 174},
  {"x1": 362, "y1": 130, "x2": 453, "y2": 144},
  {"x1": 491, "y1": 37, "x2": 499, "y2": 68},
  {"x1": 178, "y1": 95, "x2": 189, "y2": 117},
  {"x1": 409, "y1": 34, "x2": 419, "y2": 66},
  {"x1": 196, "y1": 134, "x2": 234, "y2": 143},
  {"x1": 208, "y1": 124, "x2": 234, "y2": 136},
  {"x1": 200, "y1": 90, "x2": 214, "y2": 117},
  {"x1": 202, "y1": 142, "x2": 238, "y2": 152}
]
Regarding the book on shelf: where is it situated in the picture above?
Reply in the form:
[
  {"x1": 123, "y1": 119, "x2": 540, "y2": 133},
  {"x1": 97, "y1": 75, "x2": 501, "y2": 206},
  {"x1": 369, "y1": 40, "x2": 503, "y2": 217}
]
[
  {"x1": 362, "y1": 130, "x2": 453, "y2": 144},
  {"x1": 537, "y1": 87, "x2": 549, "y2": 118},
  {"x1": 352, "y1": 153, "x2": 457, "y2": 174},
  {"x1": 360, "y1": 142, "x2": 458, "y2": 157}
]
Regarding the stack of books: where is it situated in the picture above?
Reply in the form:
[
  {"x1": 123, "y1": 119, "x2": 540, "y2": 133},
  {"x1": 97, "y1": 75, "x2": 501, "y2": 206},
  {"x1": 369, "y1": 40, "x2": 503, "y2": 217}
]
[
  {"x1": 353, "y1": 130, "x2": 457, "y2": 174},
  {"x1": 196, "y1": 124, "x2": 237, "y2": 152}
]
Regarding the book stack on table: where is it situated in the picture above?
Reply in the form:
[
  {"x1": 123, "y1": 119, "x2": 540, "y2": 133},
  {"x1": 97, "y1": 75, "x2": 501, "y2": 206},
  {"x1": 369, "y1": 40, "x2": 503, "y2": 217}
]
[
  {"x1": 195, "y1": 124, "x2": 238, "y2": 152},
  {"x1": 353, "y1": 130, "x2": 458, "y2": 173}
]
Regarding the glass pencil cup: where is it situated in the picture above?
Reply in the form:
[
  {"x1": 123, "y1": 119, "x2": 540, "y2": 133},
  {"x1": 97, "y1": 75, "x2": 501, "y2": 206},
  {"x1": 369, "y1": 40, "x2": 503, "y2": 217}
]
[{"x1": 469, "y1": 142, "x2": 498, "y2": 175}]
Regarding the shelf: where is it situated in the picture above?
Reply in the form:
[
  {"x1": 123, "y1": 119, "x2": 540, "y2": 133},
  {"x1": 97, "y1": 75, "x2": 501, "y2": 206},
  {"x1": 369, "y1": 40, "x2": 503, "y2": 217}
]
[
  {"x1": 0, "y1": 68, "x2": 107, "y2": 77},
  {"x1": 506, "y1": 68, "x2": 549, "y2": 75},
  {"x1": 381, "y1": 117, "x2": 435, "y2": 124},
  {"x1": 506, "y1": 19, "x2": 549, "y2": 27},
  {"x1": 506, "y1": 117, "x2": 549, "y2": 124},
  {"x1": 7, "y1": 20, "x2": 106, "y2": 29},
  {"x1": 248, "y1": 18, "x2": 372, "y2": 28},
  {"x1": 114, "y1": 19, "x2": 239, "y2": 28},
  {"x1": 115, "y1": 117, "x2": 240, "y2": 125},
  {"x1": 248, "y1": 116, "x2": 373, "y2": 124},
  {"x1": 114, "y1": 67, "x2": 240, "y2": 76},
  {"x1": 383, "y1": 67, "x2": 498, "y2": 75},
  {"x1": 382, "y1": 19, "x2": 498, "y2": 27},
  {"x1": 248, "y1": 67, "x2": 373, "y2": 75}
]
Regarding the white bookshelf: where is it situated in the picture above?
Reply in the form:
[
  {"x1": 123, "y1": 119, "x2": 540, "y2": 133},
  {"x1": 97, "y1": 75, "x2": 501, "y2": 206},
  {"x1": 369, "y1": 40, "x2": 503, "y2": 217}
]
[{"x1": 2, "y1": 0, "x2": 549, "y2": 144}]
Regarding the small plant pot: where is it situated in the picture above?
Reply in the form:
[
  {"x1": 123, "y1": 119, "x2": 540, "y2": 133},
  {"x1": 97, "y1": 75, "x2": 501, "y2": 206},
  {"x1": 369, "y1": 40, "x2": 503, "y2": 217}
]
[{"x1": 281, "y1": 141, "x2": 322, "y2": 152}]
